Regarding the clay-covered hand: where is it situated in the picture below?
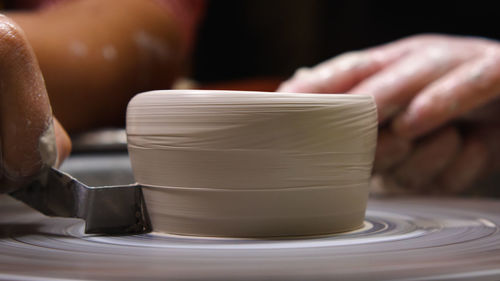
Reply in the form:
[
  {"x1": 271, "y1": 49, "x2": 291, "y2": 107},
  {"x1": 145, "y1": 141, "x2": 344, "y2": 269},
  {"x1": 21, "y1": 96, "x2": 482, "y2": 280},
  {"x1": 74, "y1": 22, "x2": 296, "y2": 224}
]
[
  {"x1": 0, "y1": 15, "x2": 70, "y2": 193},
  {"x1": 278, "y1": 34, "x2": 500, "y2": 193}
]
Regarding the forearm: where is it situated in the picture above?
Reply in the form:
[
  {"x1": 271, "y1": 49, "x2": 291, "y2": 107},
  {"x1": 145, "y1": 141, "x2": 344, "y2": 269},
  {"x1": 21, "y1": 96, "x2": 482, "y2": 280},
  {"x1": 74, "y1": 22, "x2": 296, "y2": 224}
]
[{"x1": 8, "y1": 0, "x2": 186, "y2": 133}]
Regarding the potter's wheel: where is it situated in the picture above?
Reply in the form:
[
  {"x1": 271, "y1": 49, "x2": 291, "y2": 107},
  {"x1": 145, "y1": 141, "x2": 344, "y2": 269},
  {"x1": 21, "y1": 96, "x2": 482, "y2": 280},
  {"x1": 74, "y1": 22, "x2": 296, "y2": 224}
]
[{"x1": 1, "y1": 153, "x2": 499, "y2": 281}]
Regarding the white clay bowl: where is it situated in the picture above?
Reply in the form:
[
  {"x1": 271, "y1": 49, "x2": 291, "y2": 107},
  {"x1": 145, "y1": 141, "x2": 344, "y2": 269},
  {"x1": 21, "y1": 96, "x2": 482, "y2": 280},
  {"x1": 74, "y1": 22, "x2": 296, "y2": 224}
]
[{"x1": 126, "y1": 90, "x2": 377, "y2": 237}]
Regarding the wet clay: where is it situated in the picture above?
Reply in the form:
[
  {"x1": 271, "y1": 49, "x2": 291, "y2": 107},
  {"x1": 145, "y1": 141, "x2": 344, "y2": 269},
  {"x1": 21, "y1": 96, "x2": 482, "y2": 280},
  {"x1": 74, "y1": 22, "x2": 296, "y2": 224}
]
[{"x1": 126, "y1": 90, "x2": 377, "y2": 237}]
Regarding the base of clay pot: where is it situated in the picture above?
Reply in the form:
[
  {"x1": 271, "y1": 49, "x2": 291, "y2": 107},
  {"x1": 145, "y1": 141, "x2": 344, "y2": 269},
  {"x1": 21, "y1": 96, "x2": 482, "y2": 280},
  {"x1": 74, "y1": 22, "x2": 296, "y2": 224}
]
[{"x1": 143, "y1": 184, "x2": 368, "y2": 237}]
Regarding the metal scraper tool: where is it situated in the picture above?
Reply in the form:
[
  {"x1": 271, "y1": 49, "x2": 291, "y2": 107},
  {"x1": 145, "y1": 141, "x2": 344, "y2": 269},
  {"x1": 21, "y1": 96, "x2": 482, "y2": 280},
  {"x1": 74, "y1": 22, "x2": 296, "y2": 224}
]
[{"x1": 9, "y1": 167, "x2": 151, "y2": 235}]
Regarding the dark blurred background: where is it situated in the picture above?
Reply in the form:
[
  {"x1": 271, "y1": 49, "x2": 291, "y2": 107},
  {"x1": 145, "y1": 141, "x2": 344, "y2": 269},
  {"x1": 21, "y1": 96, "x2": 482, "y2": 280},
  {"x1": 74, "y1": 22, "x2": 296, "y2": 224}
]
[{"x1": 192, "y1": 0, "x2": 500, "y2": 83}]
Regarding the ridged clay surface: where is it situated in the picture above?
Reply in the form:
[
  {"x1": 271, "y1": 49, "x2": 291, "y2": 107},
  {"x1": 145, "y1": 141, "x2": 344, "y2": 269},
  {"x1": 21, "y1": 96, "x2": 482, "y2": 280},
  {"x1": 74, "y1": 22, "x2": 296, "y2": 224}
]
[{"x1": 126, "y1": 90, "x2": 377, "y2": 237}]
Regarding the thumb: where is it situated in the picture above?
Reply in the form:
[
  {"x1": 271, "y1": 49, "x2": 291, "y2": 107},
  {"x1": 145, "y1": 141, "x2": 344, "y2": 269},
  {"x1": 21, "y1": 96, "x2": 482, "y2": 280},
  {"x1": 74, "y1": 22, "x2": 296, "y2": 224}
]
[{"x1": 0, "y1": 16, "x2": 54, "y2": 192}]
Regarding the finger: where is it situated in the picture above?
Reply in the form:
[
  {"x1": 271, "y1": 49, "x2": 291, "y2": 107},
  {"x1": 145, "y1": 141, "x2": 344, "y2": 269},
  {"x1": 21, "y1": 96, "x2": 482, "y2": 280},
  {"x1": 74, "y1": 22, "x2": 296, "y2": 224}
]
[
  {"x1": 349, "y1": 48, "x2": 467, "y2": 123},
  {"x1": 393, "y1": 49, "x2": 500, "y2": 139},
  {"x1": 373, "y1": 129, "x2": 412, "y2": 173},
  {"x1": 278, "y1": 52, "x2": 384, "y2": 93},
  {"x1": 0, "y1": 16, "x2": 53, "y2": 191},
  {"x1": 54, "y1": 117, "x2": 72, "y2": 168},
  {"x1": 460, "y1": 99, "x2": 500, "y2": 124},
  {"x1": 391, "y1": 126, "x2": 460, "y2": 190},
  {"x1": 436, "y1": 134, "x2": 488, "y2": 194},
  {"x1": 277, "y1": 37, "x2": 419, "y2": 93},
  {"x1": 467, "y1": 124, "x2": 500, "y2": 173}
]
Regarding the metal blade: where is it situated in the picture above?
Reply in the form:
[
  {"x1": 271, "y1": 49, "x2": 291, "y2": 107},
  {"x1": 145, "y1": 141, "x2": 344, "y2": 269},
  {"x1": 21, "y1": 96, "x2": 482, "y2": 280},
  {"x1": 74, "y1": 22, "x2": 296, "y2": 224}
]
[{"x1": 9, "y1": 167, "x2": 151, "y2": 235}]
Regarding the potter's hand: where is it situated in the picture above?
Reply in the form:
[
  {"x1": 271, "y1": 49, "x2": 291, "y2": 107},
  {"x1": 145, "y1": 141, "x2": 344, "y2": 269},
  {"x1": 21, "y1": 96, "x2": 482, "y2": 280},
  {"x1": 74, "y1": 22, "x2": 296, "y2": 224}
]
[
  {"x1": 0, "y1": 15, "x2": 70, "y2": 193},
  {"x1": 373, "y1": 126, "x2": 490, "y2": 194},
  {"x1": 279, "y1": 34, "x2": 500, "y2": 193}
]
